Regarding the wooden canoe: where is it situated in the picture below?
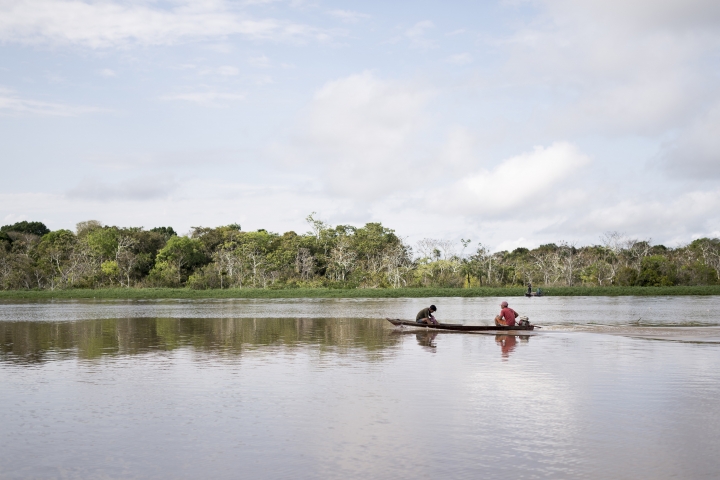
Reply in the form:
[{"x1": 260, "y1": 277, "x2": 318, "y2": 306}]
[{"x1": 386, "y1": 318, "x2": 535, "y2": 331}]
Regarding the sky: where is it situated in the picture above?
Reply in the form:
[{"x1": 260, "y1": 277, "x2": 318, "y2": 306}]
[{"x1": 1, "y1": 0, "x2": 719, "y2": 251}]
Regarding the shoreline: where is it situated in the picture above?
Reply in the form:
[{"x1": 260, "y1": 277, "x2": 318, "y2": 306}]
[{"x1": 1, "y1": 285, "x2": 719, "y2": 300}]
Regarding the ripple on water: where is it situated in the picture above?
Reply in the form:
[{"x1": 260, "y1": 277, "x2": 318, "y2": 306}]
[{"x1": 0, "y1": 300, "x2": 719, "y2": 479}]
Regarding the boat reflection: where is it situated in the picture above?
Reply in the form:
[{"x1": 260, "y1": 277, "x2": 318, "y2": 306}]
[{"x1": 495, "y1": 334, "x2": 531, "y2": 360}]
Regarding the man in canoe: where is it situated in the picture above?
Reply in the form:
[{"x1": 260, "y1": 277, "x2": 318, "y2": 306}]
[
  {"x1": 416, "y1": 305, "x2": 438, "y2": 325},
  {"x1": 495, "y1": 301, "x2": 518, "y2": 327}
]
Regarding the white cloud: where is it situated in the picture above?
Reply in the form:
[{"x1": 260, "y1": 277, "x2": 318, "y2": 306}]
[
  {"x1": 160, "y1": 90, "x2": 245, "y2": 107},
  {"x1": 3, "y1": 214, "x2": 28, "y2": 224},
  {"x1": 327, "y1": 10, "x2": 370, "y2": 23},
  {"x1": 3, "y1": 1, "x2": 720, "y2": 250},
  {"x1": 199, "y1": 65, "x2": 240, "y2": 76},
  {"x1": 1, "y1": 180, "x2": 354, "y2": 235},
  {"x1": 496, "y1": 0, "x2": 720, "y2": 137},
  {"x1": 66, "y1": 176, "x2": 178, "y2": 201},
  {"x1": 404, "y1": 20, "x2": 435, "y2": 47},
  {"x1": 84, "y1": 148, "x2": 243, "y2": 169},
  {"x1": 253, "y1": 75, "x2": 274, "y2": 85},
  {"x1": 99, "y1": 68, "x2": 116, "y2": 77},
  {"x1": 0, "y1": 86, "x2": 100, "y2": 116},
  {"x1": 284, "y1": 71, "x2": 433, "y2": 198},
  {"x1": 405, "y1": 20, "x2": 434, "y2": 38},
  {"x1": 446, "y1": 53, "x2": 473, "y2": 65},
  {"x1": 371, "y1": 180, "x2": 720, "y2": 249},
  {"x1": 216, "y1": 66, "x2": 239, "y2": 76},
  {"x1": 241, "y1": 0, "x2": 283, "y2": 5},
  {"x1": 555, "y1": 74, "x2": 703, "y2": 136},
  {"x1": 248, "y1": 55, "x2": 271, "y2": 68},
  {"x1": 540, "y1": 0, "x2": 720, "y2": 33},
  {"x1": 553, "y1": 188, "x2": 720, "y2": 243},
  {"x1": 0, "y1": 0, "x2": 332, "y2": 48},
  {"x1": 433, "y1": 142, "x2": 590, "y2": 216},
  {"x1": 658, "y1": 104, "x2": 720, "y2": 178}
]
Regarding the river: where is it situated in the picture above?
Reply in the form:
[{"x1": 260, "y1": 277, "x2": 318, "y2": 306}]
[{"x1": 1, "y1": 296, "x2": 719, "y2": 479}]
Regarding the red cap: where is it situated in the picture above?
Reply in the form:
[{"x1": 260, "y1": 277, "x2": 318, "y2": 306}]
[{"x1": 500, "y1": 301, "x2": 508, "y2": 307}]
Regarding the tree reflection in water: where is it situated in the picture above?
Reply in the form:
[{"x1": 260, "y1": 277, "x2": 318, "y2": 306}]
[
  {"x1": 0, "y1": 318, "x2": 400, "y2": 364},
  {"x1": 1, "y1": 319, "x2": 539, "y2": 364}
]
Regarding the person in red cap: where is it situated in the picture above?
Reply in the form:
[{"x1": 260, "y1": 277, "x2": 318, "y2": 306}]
[{"x1": 495, "y1": 301, "x2": 519, "y2": 327}]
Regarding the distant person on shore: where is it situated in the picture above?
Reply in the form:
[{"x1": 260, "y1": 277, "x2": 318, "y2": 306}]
[
  {"x1": 416, "y1": 305, "x2": 438, "y2": 325},
  {"x1": 495, "y1": 301, "x2": 518, "y2": 327}
]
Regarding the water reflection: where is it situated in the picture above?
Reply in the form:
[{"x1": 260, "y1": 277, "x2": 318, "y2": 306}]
[
  {"x1": 494, "y1": 334, "x2": 531, "y2": 360},
  {"x1": 0, "y1": 318, "x2": 399, "y2": 364},
  {"x1": 415, "y1": 331, "x2": 438, "y2": 350},
  {"x1": 495, "y1": 334, "x2": 517, "y2": 359},
  {"x1": 2, "y1": 307, "x2": 720, "y2": 479},
  {"x1": 4, "y1": 296, "x2": 720, "y2": 327}
]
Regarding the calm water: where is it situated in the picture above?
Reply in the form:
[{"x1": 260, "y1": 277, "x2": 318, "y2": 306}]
[{"x1": 1, "y1": 297, "x2": 720, "y2": 479}]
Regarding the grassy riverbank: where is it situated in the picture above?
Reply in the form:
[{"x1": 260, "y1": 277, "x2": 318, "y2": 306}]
[{"x1": 1, "y1": 285, "x2": 719, "y2": 300}]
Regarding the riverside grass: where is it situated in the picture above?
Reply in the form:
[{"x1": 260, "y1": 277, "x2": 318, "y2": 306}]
[{"x1": 1, "y1": 285, "x2": 720, "y2": 300}]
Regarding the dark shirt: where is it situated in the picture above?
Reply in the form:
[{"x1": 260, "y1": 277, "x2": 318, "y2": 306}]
[{"x1": 416, "y1": 307, "x2": 433, "y2": 321}]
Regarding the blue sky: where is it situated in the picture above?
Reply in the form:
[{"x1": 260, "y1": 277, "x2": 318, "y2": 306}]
[{"x1": 1, "y1": 0, "x2": 719, "y2": 251}]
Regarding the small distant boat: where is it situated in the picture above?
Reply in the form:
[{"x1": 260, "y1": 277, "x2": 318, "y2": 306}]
[
  {"x1": 386, "y1": 318, "x2": 536, "y2": 331},
  {"x1": 525, "y1": 292, "x2": 543, "y2": 297}
]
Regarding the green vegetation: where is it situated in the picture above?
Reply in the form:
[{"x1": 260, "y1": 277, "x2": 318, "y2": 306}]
[
  {"x1": 0, "y1": 287, "x2": 526, "y2": 299},
  {"x1": 1, "y1": 286, "x2": 719, "y2": 300},
  {"x1": 1, "y1": 217, "x2": 719, "y2": 295}
]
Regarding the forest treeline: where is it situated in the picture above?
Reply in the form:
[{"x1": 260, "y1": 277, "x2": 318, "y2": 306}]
[{"x1": 1, "y1": 216, "x2": 719, "y2": 291}]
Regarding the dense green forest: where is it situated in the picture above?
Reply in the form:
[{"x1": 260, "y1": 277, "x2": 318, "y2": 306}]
[{"x1": 1, "y1": 216, "x2": 718, "y2": 291}]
